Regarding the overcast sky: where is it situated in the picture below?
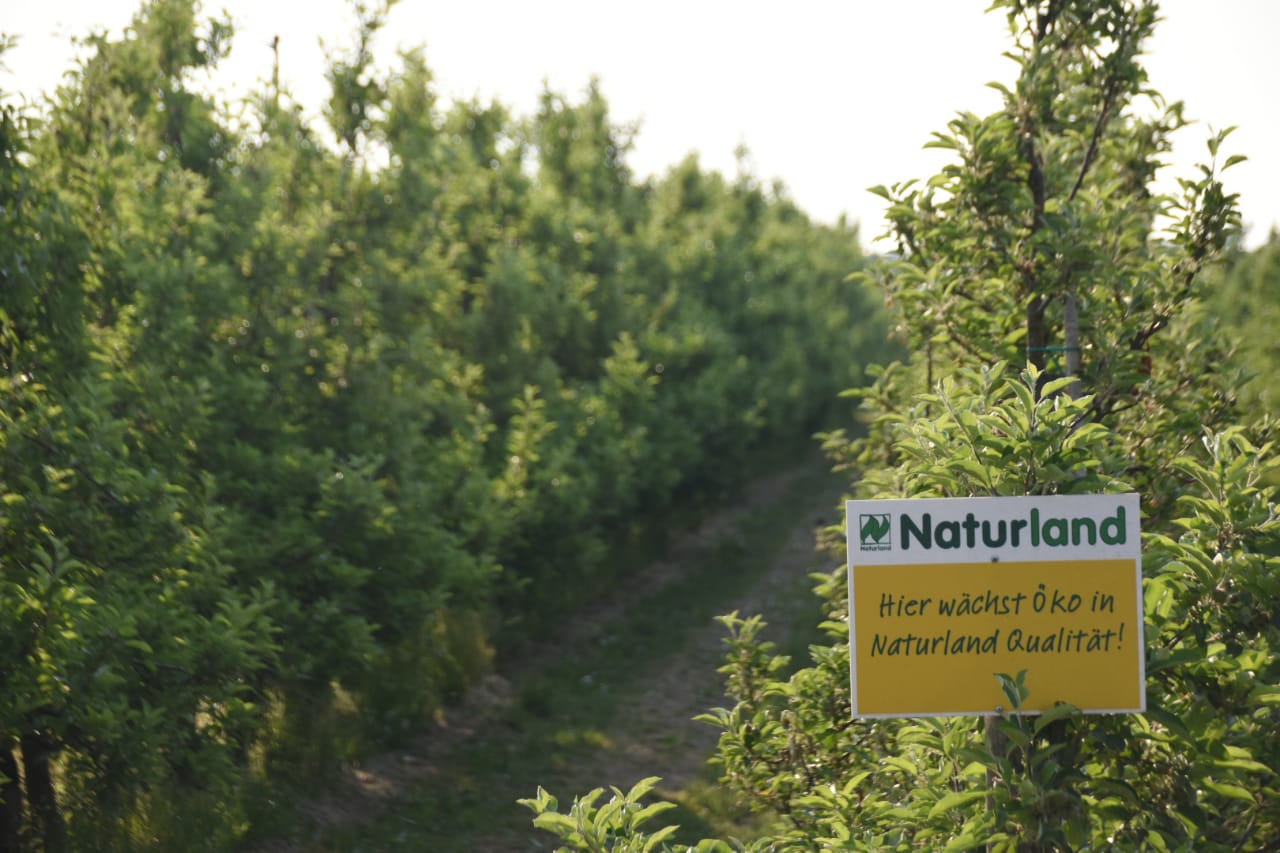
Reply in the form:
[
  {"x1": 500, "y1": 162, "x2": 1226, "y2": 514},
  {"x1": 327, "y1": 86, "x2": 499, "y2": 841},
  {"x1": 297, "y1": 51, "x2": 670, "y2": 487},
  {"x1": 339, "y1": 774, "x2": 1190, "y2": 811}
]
[{"x1": 5, "y1": 1, "x2": 1278, "y2": 250}]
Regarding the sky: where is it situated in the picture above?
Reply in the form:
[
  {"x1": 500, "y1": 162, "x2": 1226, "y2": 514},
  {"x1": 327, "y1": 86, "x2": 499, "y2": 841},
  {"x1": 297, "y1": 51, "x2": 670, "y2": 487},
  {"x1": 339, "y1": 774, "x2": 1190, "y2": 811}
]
[{"x1": 4, "y1": 1, "x2": 1278, "y2": 250}]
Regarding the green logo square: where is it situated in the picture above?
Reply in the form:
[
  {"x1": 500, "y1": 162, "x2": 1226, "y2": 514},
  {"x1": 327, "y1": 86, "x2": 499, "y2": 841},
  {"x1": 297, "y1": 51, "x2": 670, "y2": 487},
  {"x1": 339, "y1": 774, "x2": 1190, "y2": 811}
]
[{"x1": 859, "y1": 513, "x2": 891, "y2": 547}]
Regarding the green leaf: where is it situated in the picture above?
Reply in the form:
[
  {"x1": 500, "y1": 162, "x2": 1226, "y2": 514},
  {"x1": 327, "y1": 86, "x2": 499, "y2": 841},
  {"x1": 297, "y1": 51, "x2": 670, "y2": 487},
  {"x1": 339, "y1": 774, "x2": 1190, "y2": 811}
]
[
  {"x1": 1090, "y1": 778, "x2": 1140, "y2": 805},
  {"x1": 943, "y1": 831, "x2": 986, "y2": 852},
  {"x1": 1031, "y1": 702, "x2": 1079, "y2": 735},
  {"x1": 642, "y1": 825, "x2": 679, "y2": 852},
  {"x1": 1201, "y1": 780, "x2": 1255, "y2": 803},
  {"x1": 531, "y1": 811, "x2": 577, "y2": 834},
  {"x1": 632, "y1": 800, "x2": 677, "y2": 827},
  {"x1": 1211, "y1": 757, "x2": 1272, "y2": 774},
  {"x1": 1206, "y1": 126, "x2": 1237, "y2": 156},
  {"x1": 1038, "y1": 375, "x2": 1077, "y2": 399},
  {"x1": 924, "y1": 132, "x2": 961, "y2": 151},
  {"x1": 1146, "y1": 646, "x2": 1204, "y2": 674},
  {"x1": 690, "y1": 840, "x2": 736, "y2": 853},
  {"x1": 928, "y1": 789, "x2": 989, "y2": 819},
  {"x1": 626, "y1": 776, "x2": 662, "y2": 802},
  {"x1": 883, "y1": 755, "x2": 919, "y2": 776}
]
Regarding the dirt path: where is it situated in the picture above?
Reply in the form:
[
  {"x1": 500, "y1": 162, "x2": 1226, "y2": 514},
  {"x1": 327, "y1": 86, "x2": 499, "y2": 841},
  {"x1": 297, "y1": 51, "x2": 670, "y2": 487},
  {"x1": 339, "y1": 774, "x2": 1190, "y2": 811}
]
[
  {"x1": 547, "y1": 486, "x2": 831, "y2": 793},
  {"x1": 252, "y1": 457, "x2": 845, "y2": 852}
]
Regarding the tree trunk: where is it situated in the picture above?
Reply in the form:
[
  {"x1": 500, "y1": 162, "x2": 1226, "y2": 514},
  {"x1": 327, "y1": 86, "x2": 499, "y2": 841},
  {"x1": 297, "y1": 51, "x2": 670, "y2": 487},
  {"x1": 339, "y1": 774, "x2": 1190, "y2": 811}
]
[
  {"x1": 19, "y1": 734, "x2": 63, "y2": 852},
  {"x1": 0, "y1": 745, "x2": 22, "y2": 853},
  {"x1": 984, "y1": 714, "x2": 1007, "y2": 853},
  {"x1": 1063, "y1": 291, "x2": 1082, "y2": 399},
  {"x1": 1026, "y1": 294, "x2": 1051, "y2": 374}
]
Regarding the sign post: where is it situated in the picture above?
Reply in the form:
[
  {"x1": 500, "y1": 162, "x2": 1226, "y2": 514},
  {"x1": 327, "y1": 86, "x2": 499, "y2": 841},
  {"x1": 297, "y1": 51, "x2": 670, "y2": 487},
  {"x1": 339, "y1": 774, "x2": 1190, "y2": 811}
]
[{"x1": 846, "y1": 493, "x2": 1143, "y2": 718}]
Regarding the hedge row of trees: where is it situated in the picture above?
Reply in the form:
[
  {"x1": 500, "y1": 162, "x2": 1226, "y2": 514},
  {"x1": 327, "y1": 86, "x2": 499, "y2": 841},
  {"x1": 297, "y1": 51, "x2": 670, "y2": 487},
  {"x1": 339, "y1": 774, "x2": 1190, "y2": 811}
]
[
  {"x1": 1208, "y1": 231, "x2": 1280, "y2": 422},
  {"x1": 527, "y1": 1, "x2": 1280, "y2": 850},
  {"x1": 0, "y1": 1, "x2": 889, "y2": 847}
]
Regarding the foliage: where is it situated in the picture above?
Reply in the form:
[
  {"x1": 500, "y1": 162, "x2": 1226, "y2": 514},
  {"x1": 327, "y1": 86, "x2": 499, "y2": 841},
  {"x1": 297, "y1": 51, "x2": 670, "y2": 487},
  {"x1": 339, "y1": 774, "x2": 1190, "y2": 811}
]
[
  {"x1": 521, "y1": 777, "x2": 741, "y2": 853},
  {"x1": 1204, "y1": 231, "x2": 1280, "y2": 420},
  {"x1": 1, "y1": 0, "x2": 887, "y2": 846},
  {"x1": 530, "y1": 1, "x2": 1280, "y2": 851}
]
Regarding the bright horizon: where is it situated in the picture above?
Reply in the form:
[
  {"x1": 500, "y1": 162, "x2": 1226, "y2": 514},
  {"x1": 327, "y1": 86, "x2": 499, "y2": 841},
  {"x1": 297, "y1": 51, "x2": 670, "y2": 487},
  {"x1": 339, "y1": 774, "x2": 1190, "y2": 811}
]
[{"x1": 5, "y1": 1, "x2": 1278, "y2": 250}]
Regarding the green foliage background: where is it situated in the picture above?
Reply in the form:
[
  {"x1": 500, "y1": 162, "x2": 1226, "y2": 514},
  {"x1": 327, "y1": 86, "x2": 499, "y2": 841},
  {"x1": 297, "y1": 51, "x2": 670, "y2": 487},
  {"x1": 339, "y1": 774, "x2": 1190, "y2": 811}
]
[
  {"x1": 525, "y1": 1, "x2": 1280, "y2": 851},
  {"x1": 0, "y1": 1, "x2": 890, "y2": 847},
  {"x1": 1206, "y1": 231, "x2": 1280, "y2": 423}
]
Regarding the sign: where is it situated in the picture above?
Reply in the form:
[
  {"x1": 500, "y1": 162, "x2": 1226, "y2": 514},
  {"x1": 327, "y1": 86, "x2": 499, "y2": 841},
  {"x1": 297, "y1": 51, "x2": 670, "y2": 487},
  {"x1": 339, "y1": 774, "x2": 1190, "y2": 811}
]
[{"x1": 846, "y1": 493, "x2": 1144, "y2": 718}]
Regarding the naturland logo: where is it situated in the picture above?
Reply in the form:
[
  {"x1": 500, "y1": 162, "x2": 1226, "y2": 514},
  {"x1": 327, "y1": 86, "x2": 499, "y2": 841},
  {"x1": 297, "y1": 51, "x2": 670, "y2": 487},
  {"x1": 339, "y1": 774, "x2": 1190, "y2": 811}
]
[
  {"x1": 859, "y1": 513, "x2": 892, "y2": 551},
  {"x1": 900, "y1": 505, "x2": 1128, "y2": 551}
]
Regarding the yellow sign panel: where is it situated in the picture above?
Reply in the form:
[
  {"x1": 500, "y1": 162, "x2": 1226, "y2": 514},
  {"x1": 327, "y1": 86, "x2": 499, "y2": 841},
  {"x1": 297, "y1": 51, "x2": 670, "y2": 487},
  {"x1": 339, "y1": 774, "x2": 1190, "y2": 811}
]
[
  {"x1": 853, "y1": 559, "x2": 1140, "y2": 716},
  {"x1": 847, "y1": 494, "x2": 1144, "y2": 718}
]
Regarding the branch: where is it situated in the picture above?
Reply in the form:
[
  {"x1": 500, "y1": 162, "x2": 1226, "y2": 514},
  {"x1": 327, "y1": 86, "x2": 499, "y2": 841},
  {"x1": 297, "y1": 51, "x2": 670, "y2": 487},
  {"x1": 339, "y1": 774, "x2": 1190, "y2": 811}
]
[
  {"x1": 21, "y1": 430, "x2": 128, "y2": 511},
  {"x1": 1069, "y1": 72, "x2": 1122, "y2": 202},
  {"x1": 1130, "y1": 260, "x2": 1200, "y2": 352},
  {"x1": 1036, "y1": 0, "x2": 1065, "y2": 42},
  {"x1": 1020, "y1": 130, "x2": 1048, "y2": 236}
]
